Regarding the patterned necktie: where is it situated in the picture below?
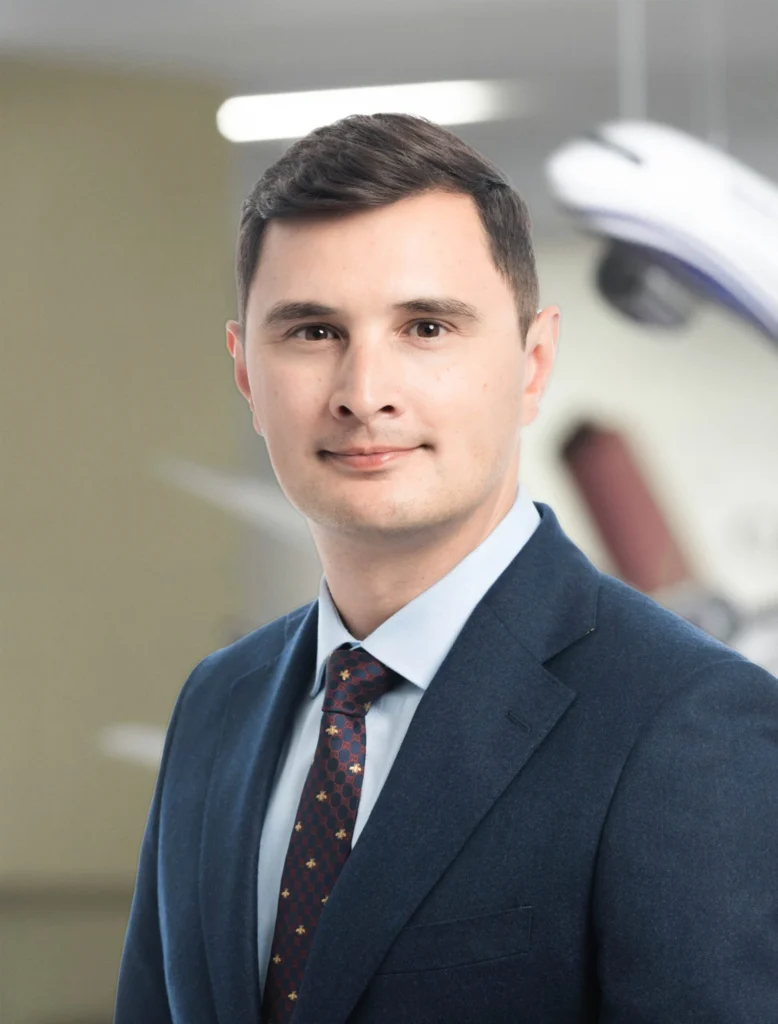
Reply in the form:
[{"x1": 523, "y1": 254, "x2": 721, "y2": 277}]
[{"x1": 261, "y1": 643, "x2": 402, "y2": 1024}]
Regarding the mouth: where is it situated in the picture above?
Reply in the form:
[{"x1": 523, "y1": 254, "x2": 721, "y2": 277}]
[{"x1": 321, "y1": 446, "x2": 421, "y2": 470}]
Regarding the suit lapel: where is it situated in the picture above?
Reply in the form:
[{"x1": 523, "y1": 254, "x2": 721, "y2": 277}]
[
  {"x1": 199, "y1": 600, "x2": 318, "y2": 1024},
  {"x1": 292, "y1": 502, "x2": 599, "y2": 1024}
]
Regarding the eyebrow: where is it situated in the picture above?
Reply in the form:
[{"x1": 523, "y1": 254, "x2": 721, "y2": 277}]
[{"x1": 260, "y1": 296, "x2": 482, "y2": 330}]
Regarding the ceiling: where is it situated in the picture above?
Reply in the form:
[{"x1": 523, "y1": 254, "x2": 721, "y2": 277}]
[{"x1": 2, "y1": 0, "x2": 777, "y2": 233}]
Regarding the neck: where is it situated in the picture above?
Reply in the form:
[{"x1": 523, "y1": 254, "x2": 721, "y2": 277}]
[{"x1": 311, "y1": 478, "x2": 519, "y2": 640}]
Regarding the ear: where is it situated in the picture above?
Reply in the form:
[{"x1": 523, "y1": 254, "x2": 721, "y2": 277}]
[
  {"x1": 521, "y1": 305, "x2": 560, "y2": 428},
  {"x1": 226, "y1": 320, "x2": 251, "y2": 402},
  {"x1": 226, "y1": 321, "x2": 262, "y2": 434}
]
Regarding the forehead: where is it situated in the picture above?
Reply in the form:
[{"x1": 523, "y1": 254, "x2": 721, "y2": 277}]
[{"x1": 247, "y1": 190, "x2": 509, "y2": 317}]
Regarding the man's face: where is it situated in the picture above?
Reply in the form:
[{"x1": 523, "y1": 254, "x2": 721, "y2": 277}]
[{"x1": 228, "y1": 190, "x2": 557, "y2": 545}]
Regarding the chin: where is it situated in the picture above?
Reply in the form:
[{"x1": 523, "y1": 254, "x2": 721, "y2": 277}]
[{"x1": 307, "y1": 490, "x2": 459, "y2": 538}]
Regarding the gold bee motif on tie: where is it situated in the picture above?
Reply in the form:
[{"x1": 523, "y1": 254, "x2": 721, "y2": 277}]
[
  {"x1": 321, "y1": 895, "x2": 329, "y2": 904},
  {"x1": 326, "y1": 724, "x2": 339, "y2": 736},
  {"x1": 295, "y1": 925, "x2": 306, "y2": 935},
  {"x1": 305, "y1": 858, "x2": 317, "y2": 869},
  {"x1": 281, "y1": 889, "x2": 290, "y2": 899},
  {"x1": 316, "y1": 790, "x2": 327, "y2": 802},
  {"x1": 272, "y1": 954, "x2": 282, "y2": 964},
  {"x1": 349, "y1": 763, "x2": 362, "y2": 774},
  {"x1": 363, "y1": 701, "x2": 372, "y2": 712},
  {"x1": 340, "y1": 669, "x2": 350, "y2": 680},
  {"x1": 335, "y1": 828, "x2": 348, "y2": 839},
  {"x1": 288, "y1": 991, "x2": 298, "y2": 1001},
  {"x1": 294, "y1": 821, "x2": 302, "y2": 832}
]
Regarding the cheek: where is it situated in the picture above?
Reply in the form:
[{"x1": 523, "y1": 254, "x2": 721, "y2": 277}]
[
  {"x1": 482, "y1": 353, "x2": 523, "y2": 416},
  {"x1": 433, "y1": 361, "x2": 521, "y2": 443},
  {"x1": 254, "y1": 363, "x2": 317, "y2": 424}
]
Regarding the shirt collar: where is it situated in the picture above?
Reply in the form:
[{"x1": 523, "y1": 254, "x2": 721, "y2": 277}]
[{"x1": 312, "y1": 482, "x2": 540, "y2": 697}]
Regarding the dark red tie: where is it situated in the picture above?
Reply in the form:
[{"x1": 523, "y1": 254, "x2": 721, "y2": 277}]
[{"x1": 261, "y1": 643, "x2": 403, "y2": 1024}]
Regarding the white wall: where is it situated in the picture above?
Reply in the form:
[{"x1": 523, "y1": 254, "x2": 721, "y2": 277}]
[{"x1": 532, "y1": 235, "x2": 778, "y2": 611}]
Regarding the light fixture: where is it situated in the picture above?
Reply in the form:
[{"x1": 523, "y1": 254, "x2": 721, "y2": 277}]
[{"x1": 216, "y1": 79, "x2": 526, "y2": 143}]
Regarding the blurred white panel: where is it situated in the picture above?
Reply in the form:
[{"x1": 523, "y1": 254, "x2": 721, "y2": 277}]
[
  {"x1": 151, "y1": 454, "x2": 314, "y2": 548},
  {"x1": 97, "y1": 724, "x2": 164, "y2": 769}
]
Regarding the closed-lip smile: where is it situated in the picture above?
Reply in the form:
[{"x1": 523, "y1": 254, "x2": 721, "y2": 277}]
[
  {"x1": 328, "y1": 446, "x2": 416, "y2": 455},
  {"x1": 322, "y1": 445, "x2": 421, "y2": 469}
]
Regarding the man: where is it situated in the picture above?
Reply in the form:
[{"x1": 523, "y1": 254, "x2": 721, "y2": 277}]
[{"x1": 115, "y1": 113, "x2": 778, "y2": 1023}]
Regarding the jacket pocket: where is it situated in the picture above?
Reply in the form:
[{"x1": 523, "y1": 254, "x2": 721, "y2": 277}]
[{"x1": 376, "y1": 904, "x2": 532, "y2": 975}]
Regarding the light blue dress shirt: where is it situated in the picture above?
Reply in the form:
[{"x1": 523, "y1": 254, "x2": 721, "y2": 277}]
[{"x1": 257, "y1": 482, "x2": 541, "y2": 991}]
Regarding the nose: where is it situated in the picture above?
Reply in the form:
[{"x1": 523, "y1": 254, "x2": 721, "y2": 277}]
[{"x1": 328, "y1": 338, "x2": 403, "y2": 424}]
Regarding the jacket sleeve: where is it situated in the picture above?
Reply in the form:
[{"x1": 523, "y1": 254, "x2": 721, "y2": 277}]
[
  {"x1": 114, "y1": 673, "x2": 191, "y2": 1024},
  {"x1": 593, "y1": 656, "x2": 778, "y2": 1022}
]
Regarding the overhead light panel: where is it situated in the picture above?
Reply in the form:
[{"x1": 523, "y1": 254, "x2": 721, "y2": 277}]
[{"x1": 216, "y1": 79, "x2": 526, "y2": 143}]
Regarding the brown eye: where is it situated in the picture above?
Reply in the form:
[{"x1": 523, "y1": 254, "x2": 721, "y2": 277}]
[
  {"x1": 292, "y1": 325, "x2": 334, "y2": 341},
  {"x1": 411, "y1": 321, "x2": 447, "y2": 339}
]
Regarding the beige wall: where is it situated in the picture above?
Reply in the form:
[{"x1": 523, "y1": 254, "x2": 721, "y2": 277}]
[{"x1": 0, "y1": 58, "x2": 240, "y2": 1020}]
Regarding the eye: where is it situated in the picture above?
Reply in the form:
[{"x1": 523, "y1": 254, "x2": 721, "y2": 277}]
[
  {"x1": 409, "y1": 320, "x2": 448, "y2": 340},
  {"x1": 290, "y1": 324, "x2": 337, "y2": 342}
]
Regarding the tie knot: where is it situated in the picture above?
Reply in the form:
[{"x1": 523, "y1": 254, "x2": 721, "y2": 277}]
[{"x1": 323, "y1": 644, "x2": 400, "y2": 716}]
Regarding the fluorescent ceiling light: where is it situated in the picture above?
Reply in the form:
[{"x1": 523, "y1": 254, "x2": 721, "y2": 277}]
[{"x1": 216, "y1": 79, "x2": 526, "y2": 143}]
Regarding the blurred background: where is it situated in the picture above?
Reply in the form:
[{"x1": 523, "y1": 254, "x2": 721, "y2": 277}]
[{"x1": 1, "y1": 0, "x2": 777, "y2": 1019}]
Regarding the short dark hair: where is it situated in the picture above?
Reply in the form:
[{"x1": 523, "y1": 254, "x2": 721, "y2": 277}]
[{"x1": 235, "y1": 113, "x2": 539, "y2": 343}]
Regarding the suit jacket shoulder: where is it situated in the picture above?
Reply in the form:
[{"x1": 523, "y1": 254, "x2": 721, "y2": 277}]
[{"x1": 177, "y1": 599, "x2": 315, "y2": 712}]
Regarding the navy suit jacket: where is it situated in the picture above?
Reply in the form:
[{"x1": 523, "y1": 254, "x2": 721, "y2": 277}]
[{"x1": 115, "y1": 501, "x2": 778, "y2": 1023}]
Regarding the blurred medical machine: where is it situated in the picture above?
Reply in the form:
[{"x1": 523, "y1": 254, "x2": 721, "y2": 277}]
[{"x1": 546, "y1": 120, "x2": 778, "y2": 348}]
